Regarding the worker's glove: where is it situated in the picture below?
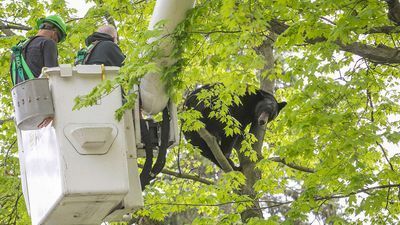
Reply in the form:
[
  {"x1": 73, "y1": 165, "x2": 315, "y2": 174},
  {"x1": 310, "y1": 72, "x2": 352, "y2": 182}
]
[{"x1": 38, "y1": 117, "x2": 53, "y2": 128}]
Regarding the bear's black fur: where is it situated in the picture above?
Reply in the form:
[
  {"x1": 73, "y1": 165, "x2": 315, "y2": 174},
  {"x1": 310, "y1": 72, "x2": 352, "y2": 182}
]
[{"x1": 183, "y1": 84, "x2": 286, "y2": 170}]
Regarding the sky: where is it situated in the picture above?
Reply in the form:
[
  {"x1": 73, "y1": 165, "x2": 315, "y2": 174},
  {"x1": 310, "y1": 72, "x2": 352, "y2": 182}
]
[{"x1": 66, "y1": 0, "x2": 92, "y2": 17}]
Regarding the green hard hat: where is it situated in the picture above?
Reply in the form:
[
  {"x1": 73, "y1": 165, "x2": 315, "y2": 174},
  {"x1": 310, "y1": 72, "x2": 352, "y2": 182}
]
[{"x1": 37, "y1": 15, "x2": 67, "y2": 42}]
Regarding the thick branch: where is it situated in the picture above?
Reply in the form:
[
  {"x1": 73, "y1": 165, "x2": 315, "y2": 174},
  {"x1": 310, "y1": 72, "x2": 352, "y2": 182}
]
[
  {"x1": 0, "y1": 21, "x2": 16, "y2": 36},
  {"x1": 197, "y1": 128, "x2": 234, "y2": 172},
  {"x1": 386, "y1": 0, "x2": 400, "y2": 25},
  {"x1": 269, "y1": 19, "x2": 400, "y2": 64},
  {"x1": 0, "y1": 19, "x2": 28, "y2": 27},
  {"x1": 0, "y1": 24, "x2": 31, "y2": 31},
  {"x1": 235, "y1": 37, "x2": 278, "y2": 222},
  {"x1": 335, "y1": 41, "x2": 400, "y2": 64},
  {"x1": 237, "y1": 123, "x2": 265, "y2": 221},
  {"x1": 138, "y1": 163, "x2": 214, "y2": 185},
  {"x1": 255, "y1": 38, "x2": 276, "y2": 94},
  {"x1": 268, "y1": 157, "x2": 316, "y2": 173}
]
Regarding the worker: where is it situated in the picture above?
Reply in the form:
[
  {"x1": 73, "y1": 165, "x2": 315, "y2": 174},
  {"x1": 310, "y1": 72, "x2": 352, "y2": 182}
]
[
  {"x1": 10, "y1": 15, "x2": 67, "y2": 128},
  {"x1": 10, "y1": 15, "x2": 67, "y2": 85},
  {"x1": 75, "y1": 25, "x2": 125, "y2": 66}
]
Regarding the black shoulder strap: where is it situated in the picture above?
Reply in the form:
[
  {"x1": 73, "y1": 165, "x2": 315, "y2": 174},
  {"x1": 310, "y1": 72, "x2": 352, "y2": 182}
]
[{"x1": 82, "y1": 41, "x2": 100, "y2": 64}]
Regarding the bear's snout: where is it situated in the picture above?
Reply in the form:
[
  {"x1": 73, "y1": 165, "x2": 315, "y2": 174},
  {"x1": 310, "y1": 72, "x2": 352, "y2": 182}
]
[{"x1": 258, "y1": 111, "x2": 270, "y2": 126}]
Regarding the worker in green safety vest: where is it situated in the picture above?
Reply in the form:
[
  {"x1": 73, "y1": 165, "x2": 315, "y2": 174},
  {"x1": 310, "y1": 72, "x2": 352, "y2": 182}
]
[
  {"x1": 10, "y1": 15, "x2": 67, "y2": 85},
  {"x1": 10, "y1": 15, "x2": 67, "y2": 128}
]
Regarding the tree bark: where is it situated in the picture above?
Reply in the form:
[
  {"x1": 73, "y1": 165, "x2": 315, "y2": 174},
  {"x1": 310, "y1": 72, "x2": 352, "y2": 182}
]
[
  {"x1": 0, "y1": 21, "x2": 16, "y2": 36},
  {"x1": 197, "y1": 128, "x2": 234, "y2": 172},
  {"x1": 236, "y1": 38, "x2": 276, "y2": 222},
  {"x1": 137, "y1": 163, "x2": 214, "y2": 185},
  {"x1": 238, "y1": 123, "x2": 266, "y2": 221},
  {"x1": 269, "y1": 19, "x2": 400, "y2": 64},
  {"x1": 255, "y1": 38, "x2": 276, "y2": 94}
]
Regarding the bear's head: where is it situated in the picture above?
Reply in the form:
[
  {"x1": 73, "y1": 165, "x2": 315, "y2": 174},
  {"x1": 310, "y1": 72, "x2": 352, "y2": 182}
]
[{"x1": 255, "y1": 91, "x2": 287, "y2": 126}]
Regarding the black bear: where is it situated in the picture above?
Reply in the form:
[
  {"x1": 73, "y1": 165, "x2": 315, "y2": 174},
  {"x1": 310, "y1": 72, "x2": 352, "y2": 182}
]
[{"x1": 183, "y1": 84, "x2": 286, "y2": 170}]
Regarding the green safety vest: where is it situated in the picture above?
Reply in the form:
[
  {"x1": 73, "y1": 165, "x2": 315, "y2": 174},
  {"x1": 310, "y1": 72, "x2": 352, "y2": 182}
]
[
  {"x1": 11, "y1": 39, "x2": 35, "y2": 86},
  {"x1": 74, "y1": 41, "x2": 100, "y2": 65}
]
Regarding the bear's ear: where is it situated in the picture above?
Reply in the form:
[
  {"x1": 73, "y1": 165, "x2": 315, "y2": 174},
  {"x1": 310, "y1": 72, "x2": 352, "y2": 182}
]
[{"x1": 277, "y1": 102, "x2": 287, "y2": 112}]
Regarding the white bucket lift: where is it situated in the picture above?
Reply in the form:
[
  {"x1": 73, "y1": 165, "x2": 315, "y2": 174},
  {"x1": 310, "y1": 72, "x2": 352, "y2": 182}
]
[
  {"x1": 140, "y1": 0, "x2": 195, "y2": 115},
  {"x1": 15, "y1": 65, "x2": 143, "y2": 225},
  {"x1": 12, "y1": 1, "x2": 196, "y2": 224},
  {"x1": 136, "y1": 0, "x2": 195, "y2": 157}
]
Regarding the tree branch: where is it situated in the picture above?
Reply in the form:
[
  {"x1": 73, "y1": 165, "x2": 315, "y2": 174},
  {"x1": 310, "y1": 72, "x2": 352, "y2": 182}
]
[
  {"x1": 66, "y1": 17, "x2": 84, "y2": 23},
  {"x1": 0, "y1": 19, "x2": 27, "y2": 27},
  {"x1": 268, "y1": 157, "x2": 316, "y2": 173},
  {"x1": 255, "y1": 38, "x2": 276, "y2": 94},
  {"x1": 6, "y1": 191, "x2": 22, "y2": 225},
  {"x1": 141, "y1": 183, "x2": 400, "y2": 211},
  {"x1": 385, "y1": 0, "x2": 400, "y2": 25},
  {"x1": 235, "y1": 36, "x2": 278, "y2": 222},
  {"x1": 258, "y1": 183, "x2": 400, "y2": 210},
  {"x1": 335, "y1": 41, "x2": 400, "y2": 64},
  {"x1": 138, "y1": 163, "x2": 214, "y2": 185},
  {"x1": 96, "y1": 0, "x2": 119, "y2": 41},
  {"x1": 197, "y1": 128, "x2": 234, "y2": 172},
  {"x1": 376, "y1": 141, "x2": 395, "y2": 172},
  {"x1": 0, "y1": 18, "x2": 31, "y2": 37},
  {"x1": 0, "y1": 21, "x2": 16, "y2": 36},
  {"x1": 366, "y1": 26, "x2": 400, "y2": 34},
  {"x1": 0, "y1": 24, "x2": 31, "y2": 31},
  {"x1": 146, "y1": 199, "x2": 288, "y2": 208},
  {"x1": 133, "y1": 0, "x2": 147, "y2": 4},
  {"x1": 188, "y1": 30, "x2": 242, "y2": 36},
  {"x1": 268, "y1": 19, "x2": 400, "y2": 64},
  {"x1": 104, "y1": 11, "x2": 117, "y2": 28},
  {"x1": 237, "y1": 123, "x2": 266, "y2": 221},
  {"x1": 3, "y1": 139, "x2": 17, "y2": 171},
  {"x1": 146, "y1": 183, "x2": 400, "y2": 209},
  {"x1": 315, "y1": 184, "x2": 400, "y2": 200}
]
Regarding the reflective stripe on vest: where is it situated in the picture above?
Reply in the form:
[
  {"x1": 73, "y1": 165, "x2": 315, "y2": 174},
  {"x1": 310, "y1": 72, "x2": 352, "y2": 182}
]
[{"x1": 11, "y1": 38, "x2": 35, "y2": 85}]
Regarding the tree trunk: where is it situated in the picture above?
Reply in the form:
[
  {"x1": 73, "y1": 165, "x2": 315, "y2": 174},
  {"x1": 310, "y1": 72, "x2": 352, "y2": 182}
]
[
  {"x1": 238, "y1": 123, "x2": 266, "y2": 221},
  {"x1": 237, "y1": 38, "x2": 276, "y2": 222},
  {"x1": 256, "y1": 38, "x2": 276, "y2": 94}
]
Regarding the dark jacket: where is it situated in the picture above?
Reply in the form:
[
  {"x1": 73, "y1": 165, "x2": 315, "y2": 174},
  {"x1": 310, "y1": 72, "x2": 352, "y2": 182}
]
[
  {"x1": 10, "y1": 36, "x2": 58, "y2": 85},
  {"x1": 84, "y1": 32, "x2": 125, "y2": 67}
]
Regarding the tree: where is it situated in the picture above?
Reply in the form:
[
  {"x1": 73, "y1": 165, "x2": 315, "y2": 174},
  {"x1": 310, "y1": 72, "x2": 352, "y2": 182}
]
[{"x1": 1, "y1": 0, "x2": 400, "y2": 224}]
